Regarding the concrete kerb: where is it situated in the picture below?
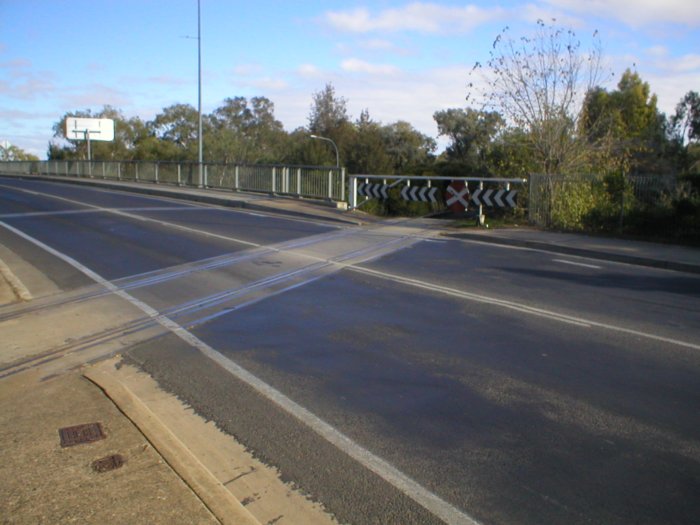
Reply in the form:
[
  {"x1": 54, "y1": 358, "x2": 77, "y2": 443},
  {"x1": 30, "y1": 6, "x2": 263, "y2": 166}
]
[
  {"x1": 446, "y1": 231, "x2": 700, "y2": 275},
  {"x1": 0, "y1": 174, "x2": 364, "y2": 226},
  {"x1": 83, "y1": 366, "x2": 261, "y2": 525},
  {"x1": 0, "y1": 256, "x2": 32, "y2": 302}
]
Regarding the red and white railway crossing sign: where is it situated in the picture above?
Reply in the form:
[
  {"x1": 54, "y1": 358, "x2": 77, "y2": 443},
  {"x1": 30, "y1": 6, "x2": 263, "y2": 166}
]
[{"x1": 445, "y1": 181, "x2": 470, "y2": 212}]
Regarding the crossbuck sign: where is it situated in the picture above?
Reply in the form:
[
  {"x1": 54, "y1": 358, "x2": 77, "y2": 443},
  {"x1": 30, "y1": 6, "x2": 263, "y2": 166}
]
[{"x1": 446, "y1": 184, "x2": 471, "y2": 208}]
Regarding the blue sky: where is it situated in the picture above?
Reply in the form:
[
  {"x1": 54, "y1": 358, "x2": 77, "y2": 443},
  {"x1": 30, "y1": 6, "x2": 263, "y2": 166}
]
[{"x1": 1, "y1": 0, "x2": 698, "y2": 158}]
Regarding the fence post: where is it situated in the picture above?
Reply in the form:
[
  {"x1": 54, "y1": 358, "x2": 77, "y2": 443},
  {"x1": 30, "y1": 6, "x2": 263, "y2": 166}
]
[
  {"x1": 618, "y1": 173, "x2": 626, "y2": 234},
  {"x1": 177, "y1": 164, "x2": 181, "y2": 186},
  {"x1": 235, "y1": 165, "x2": 239, "y2": 190},
  {"x1": 272, "y1": 166, "x2": 276, "y2": 193},
  {"x1": 341, "y1": 168, "x2": 346, "y2": 202},
  {"x1": 349, "y1": 176, "x2": 358, "y2": 209},
  {"x1": 328, "y1": 170, "x2": 333, "y2": 199},
  {"x1": 297, "y1": 168, "x2": 302, "y2": 196}
]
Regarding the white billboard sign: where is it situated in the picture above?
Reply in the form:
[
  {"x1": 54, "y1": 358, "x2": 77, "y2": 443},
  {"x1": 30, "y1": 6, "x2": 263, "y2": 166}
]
[{"x1": 65, "y1": 117, "x2": 115, "y2": 141}]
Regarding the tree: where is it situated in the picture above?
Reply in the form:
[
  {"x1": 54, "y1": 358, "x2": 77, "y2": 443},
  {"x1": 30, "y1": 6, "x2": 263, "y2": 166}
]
[
  {"x1": 305, "y1": 83, "x2": 355, "y2": 166},
  {"x1": 0, "y1": 143, "x2": 39, "y2": 161},
  {"x1": 308, "y1": 83, "x2": 349, "y2": 136},
  {"x1": 381, "y1": 121, "x2": 436, "y2": 173},
  {"x1": 151, "y1": 103, "x2": 202, "y2": 161},
  {"x1": 434, "y1": 108, "x2": 504, "y2": 172},
  {"x1": 469, "y1": 19, "x2": 606, "y2": 175},
  {"x1": 345, "y1": 110, "x2": 392, "y2": 174},
  {"x1": 581, "y1": 70, "x2": 670, "y2": 173},
  {"x1": 671, "y1": 91, "x2": 700, "y2": 145}
]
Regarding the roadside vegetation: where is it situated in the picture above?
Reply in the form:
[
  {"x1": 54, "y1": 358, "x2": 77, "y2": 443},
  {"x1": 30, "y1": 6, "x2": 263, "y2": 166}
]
[{"x1": 36, "y1": 21, "x2": 700, "y2": 243}]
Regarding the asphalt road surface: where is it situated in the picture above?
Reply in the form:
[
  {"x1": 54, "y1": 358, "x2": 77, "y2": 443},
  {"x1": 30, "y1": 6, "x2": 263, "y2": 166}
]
[{"x1": 2, "y1": 176, "x2": 699, "y2": 525}]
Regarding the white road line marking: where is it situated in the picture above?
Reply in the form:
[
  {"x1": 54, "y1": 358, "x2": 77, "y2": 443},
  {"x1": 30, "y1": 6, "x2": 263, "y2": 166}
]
[
  {"x1": 553, "y1": 259, "x2": 603, "y2": 269},
  {"x1": 0, "y1": 220, "x2": 480, "y2": 525},
  {"x1": 350, "y1": 266, "x2": 700, "y2": 351},
  {"x1": 0, "y1": 180, "x2": 345, "y2": 228},
  {"x1": 0, "y1": 206, "x2": 205, "y2": 219},
  {"x1": 0, "y1": 184, "x2": 263, "y2": 248}
]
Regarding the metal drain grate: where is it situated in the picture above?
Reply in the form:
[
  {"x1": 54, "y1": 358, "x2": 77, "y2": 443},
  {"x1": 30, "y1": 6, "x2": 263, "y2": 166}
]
[
  {"x1": 92, "y1": 454, "x2": 125, "y2": 472},
  {"x1": 58, "y1": 422, "x2": 105, "y2": 447}
]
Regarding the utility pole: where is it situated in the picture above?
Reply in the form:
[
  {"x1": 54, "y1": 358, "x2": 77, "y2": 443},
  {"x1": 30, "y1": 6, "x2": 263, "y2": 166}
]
[{"x1": 197, "y1": 0, "x2": 203, "y2": 187}]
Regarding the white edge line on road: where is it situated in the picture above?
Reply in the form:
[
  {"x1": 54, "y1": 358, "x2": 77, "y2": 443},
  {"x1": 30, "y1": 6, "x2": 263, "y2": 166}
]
[
  {"x1": 552, "y1": 259, "x2": 603, "y2": 270},
  {"x1": 350, "y1": 265, "x2": 700, "y2": 351},
  {"x1": 0, "y1": 219, "x2": 481, "y2": 525},
  {"x1": 0, "y1": 183, "x2": 263, "y2": 248},
  {"x1": 0, "y1": 180, "x2": 347, "y2": 228}
]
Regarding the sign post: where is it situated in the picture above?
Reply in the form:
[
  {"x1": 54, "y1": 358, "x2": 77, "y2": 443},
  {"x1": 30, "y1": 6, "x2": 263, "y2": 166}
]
[{"x1": 65, "y1": 118, "x2": 115, "y2": 175}]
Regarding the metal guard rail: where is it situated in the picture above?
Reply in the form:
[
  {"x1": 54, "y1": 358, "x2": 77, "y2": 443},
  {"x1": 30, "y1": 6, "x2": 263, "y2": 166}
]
[{"x1": 0, "y1": 160, "x2": 346, "y2": 203}]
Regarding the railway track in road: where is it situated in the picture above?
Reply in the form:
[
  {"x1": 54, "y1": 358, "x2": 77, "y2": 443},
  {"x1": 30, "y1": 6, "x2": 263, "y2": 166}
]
[{"x1": 0, "y1": 218, "x2": 434, "y2": 379}]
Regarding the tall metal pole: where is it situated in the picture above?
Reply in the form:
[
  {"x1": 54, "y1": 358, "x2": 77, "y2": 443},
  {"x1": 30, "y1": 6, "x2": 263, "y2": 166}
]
[{"x1": 197, "y1": 0, "x2": 203, "y2": 187}]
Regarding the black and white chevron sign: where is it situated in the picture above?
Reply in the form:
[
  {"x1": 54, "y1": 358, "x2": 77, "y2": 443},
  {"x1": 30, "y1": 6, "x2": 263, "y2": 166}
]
[
  {"x1": 358, "y1": 182, "x2": 389, "y2": 199},
  {"x1": 400, "y1": 185, "x2": 439, "y2": 203},
  {"x1": 472, "y1": 188, "x2": 517, "y2": 208}
]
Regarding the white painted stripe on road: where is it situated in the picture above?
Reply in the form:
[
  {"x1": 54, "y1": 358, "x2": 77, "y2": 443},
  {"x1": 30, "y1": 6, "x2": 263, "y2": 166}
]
[
  {"x1": 350, "y1": 266, "x2": 700, "y2": 351},
  {"x1": 553, "y1": 259, "x2": 603, "y2": 270},
  {"x1": 0, "y1": 219, "x2": 480, "y2": 525},
  {"x1": 0, "y1": 206, "x2": 205, "y2": 219},
  {"x1": 0, "y1": 184, "x2": 263, "y2": 248}
]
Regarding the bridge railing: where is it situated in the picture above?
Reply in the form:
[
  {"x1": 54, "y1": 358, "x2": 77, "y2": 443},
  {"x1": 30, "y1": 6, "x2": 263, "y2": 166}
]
[{"x1": 0, "y1": 160, "x2": 346, "y2": 203}]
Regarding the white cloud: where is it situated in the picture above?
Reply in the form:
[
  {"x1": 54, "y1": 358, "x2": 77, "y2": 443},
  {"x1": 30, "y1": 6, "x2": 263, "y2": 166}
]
[
  {"x1": 360, "y1": 39, "x2": 403, "y2": 52},
  {"x1": 60, "y1": 84, "x2": 132, "y2": 109},
  {"x1": 297, "y1": 64, "x2": 322, "y2": 78},
  {"x1": 644, "y1": 70, "x2": 700, "y2": 116},
  {"x1": 324, "y1": 2, "x2": 505, "y2": 34},
  {"x1": 668, "y1": 54, "x2": 700, "y2": 73},
  {"x1": 544, "y1": 0, "x2": 700, "y2": 27},
  {"x1": 232, "y1": 64, "x2": 263, "y2": 76},
  {"x1": 520, "y1": 3, "x2": 585, "y2": 27},
  {"x1": 0, "y1": 59, "x2": 56, "y2": 100},
  {"x1": 243, "y1": 77, "x2": 289, "y2": 91},
  {"x1": 341, "y1": 58, "x2": 401, "y2": 76},
  {"x1": 646, "y1": 46, "x2": 668, "y2": 58},
  {"x1": 146, "y1": 75, "x2": 189, "y2": 87},
  {"x1": 270, "y1": 61, "x2": 475, "y2": 149}
]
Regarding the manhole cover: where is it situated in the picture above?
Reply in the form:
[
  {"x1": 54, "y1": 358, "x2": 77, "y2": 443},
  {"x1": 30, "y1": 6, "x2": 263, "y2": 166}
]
[
  {"x1": 93, "y1": 454, "x2": 125, "y2": 473},
  {"x1": 58, "y1": 423, "x2": 105, "y2": 447}
]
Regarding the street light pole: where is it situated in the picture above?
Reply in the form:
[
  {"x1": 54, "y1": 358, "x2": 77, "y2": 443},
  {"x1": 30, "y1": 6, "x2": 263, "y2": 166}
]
[
  {"x1": 197, "y1": 0, "x2": 203, "y2": 187},
  {"x1": 310, "y1": 134, "x2": 339, "y2": 168}
]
